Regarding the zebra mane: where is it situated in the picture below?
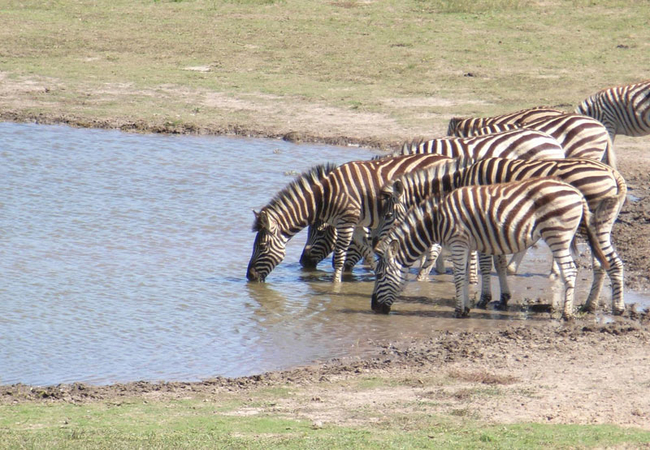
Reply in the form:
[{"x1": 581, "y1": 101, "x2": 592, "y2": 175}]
[
  {"x1": 377, "y1": 194, "x2": 439, "y2": 256},
  {"x1": 399, "y1": 136, "x2": 436, "y2": 155},
  {"x1": 252, "y1": 162, "x2": 338, "y2": 231}
]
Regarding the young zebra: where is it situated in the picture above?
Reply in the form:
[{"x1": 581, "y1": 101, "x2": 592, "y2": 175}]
[
  {"x1": 375, "y1": 157, "x2": 627, "y2": 315},
  {"x1": 401, "y1": 127, "x2": 566, "y2": 161},
  {"x1": 246, "y1": 153, "x2": 451, "y2": 283},
  {"x1": 371, "y1": 178, "x2": 610, "y2": 320},
  {"x1": 446, "y1": 107, "x2": 565, "y2": 136},
  {"x1": 448, "y1": 111, "x2": 615, "y2": 167},
  {"x1": 575, "y1": 80, "x2": 650, "y2": 140},
  {"x1": 299, "y1": 220, "x2": 366, "y2": 271}
]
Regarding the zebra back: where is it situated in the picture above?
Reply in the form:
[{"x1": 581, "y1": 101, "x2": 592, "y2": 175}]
[
  {"x1": 447, "y1": 107, "x2": 566, "y2": 137},
  {"x1": 401, "y1": 128, "x2": 565, "y2": 161},
  {"x1": 318, "y1": 153, "x2": 452, "y2": 229},
  {"x1": 380, "y1": 177, "x2": 595, "y2": 265},
  {"x1": 459, "y1": 157, "x2": 626, "y2": 214},
  {"x1": 575, "y1": 80, "x2": 650, "y2": 139},
  {"x1": 518, "y1": 113, "x2": 615, "y2": 167}
]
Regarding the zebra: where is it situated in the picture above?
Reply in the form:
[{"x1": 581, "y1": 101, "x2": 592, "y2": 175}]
[
  {"x1": 446, "y1": 107, "x2": 566, "y2": 137},
  {"x1": 448, "y1": 111, "x2": 615, "y2": 167},
  {"x1": 300, "y1": 127, "x2": 565, "y2": 276},
  {"x1": 246, "y1": 153, "x2": 451, "y2": 283},
  {"x1": 575, "y1": 80, "x2": 650, "y2": 140},
  {"x1": 375, "y1": 157, "x2": 627, "y2": 314},
  {"x1": 299, "y1": 220, "x2": 366, "y2": 271},
  {"x1": 401, "y1": 127, "x2": 566, "y2": 161},
  {"x1": 371, "y1": 177, "x2": 610, "y2": 320}
]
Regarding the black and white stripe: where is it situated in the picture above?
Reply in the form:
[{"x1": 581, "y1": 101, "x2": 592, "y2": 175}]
[
  {"x1": 371, "y1": 178, "x2": 610, "y2": 320},
  {"x1": 447, "y1": 107, "x2": 565, "y2": 136},
  {"x1": 299, "y1": 220, "x2": 365, "y2": 271},
  {"x1": 449, "y1": 111, "x2": 615, "y2": 167},
  {"x1": 575, "y1": 80, "x2": 650, "y2": 140},
  {"x1": 375, "y1": 161, "x2": 623, "y2": 316},
  {"x1": 401, "y1": 127, "x2": 566, "y2": 161},
  {"x1": 246, "y1": 153, "x2": 451, "y2": 282}
]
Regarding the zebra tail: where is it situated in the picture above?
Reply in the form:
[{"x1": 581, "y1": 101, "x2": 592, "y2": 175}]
[
  {"x1": 602, "y1": 133, "x2": 617, "y2": 169},
  {"x1": 581, "y1": 198, "x2": 611, "y2": 271}
]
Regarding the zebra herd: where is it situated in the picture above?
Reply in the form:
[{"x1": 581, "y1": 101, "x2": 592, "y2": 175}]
[{"x1": 246, "y1": 80, "x2": 650, "y2": 320}]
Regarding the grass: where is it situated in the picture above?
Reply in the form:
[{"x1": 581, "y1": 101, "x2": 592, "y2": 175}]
[
  {"x1": 0, "y1": 0, "x2": 648, "y2": 139},
  {"x1": 2, "y1": 398, "x2": 650, "y2": 449}
]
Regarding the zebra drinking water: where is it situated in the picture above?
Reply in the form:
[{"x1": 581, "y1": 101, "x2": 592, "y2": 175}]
[
  {"x1": 374, "y1": 157, "x2": 627, "y2": 315},
  {"x1": 371, "y1": 177, "x2": 610, "y2": 320},
  {"x1": 246, "y1": 153, "x2": 451, "y2": 283}
]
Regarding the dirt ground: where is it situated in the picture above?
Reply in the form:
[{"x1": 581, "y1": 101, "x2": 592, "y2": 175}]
[{"x1": 1, "y1": 83, "x2": 650, "y2": 431}]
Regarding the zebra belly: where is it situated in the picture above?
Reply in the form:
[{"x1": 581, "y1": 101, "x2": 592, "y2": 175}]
[{"x1": 445, "y1": 222, "x2": 541, "y2": 256}]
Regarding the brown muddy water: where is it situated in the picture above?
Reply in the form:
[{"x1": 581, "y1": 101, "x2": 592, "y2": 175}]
[{"x1": 0, "y1": 122, "x2": 647, "y2": 386}]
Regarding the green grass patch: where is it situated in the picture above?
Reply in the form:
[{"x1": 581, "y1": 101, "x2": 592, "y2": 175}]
[
  {"x1": 2, "y1": 400, "x2": 650, "y2": 449},
  {"x1": 1, "y1": 0, "x2": 648, "y2": 135}
]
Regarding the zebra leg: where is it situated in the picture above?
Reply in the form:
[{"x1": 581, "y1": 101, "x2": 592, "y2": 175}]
[
  {"x1": 416, "y1": 244, "x2": 442, "y2": 281},
  {"x1": 583, "y1": 255, "x2": 605, "y2": 313},
  {"x1": 450, "y1": 245, "x2": 471, "y2": 318},
  {"x1": 352, "y1": 227, "x2": 376, "y2": 272},
  {"x1": 477, "y1": 253, "x2": 492, "y2": 309},
  {"x1": 494, "y1": 255, "x2": 511, "y2": 310},
  {"x1": 553, "y1": 253, "x2": 578, "y2": 321},
  {"x1": 468, "y1": 251, "x2": 479, "y2": 285},
  {"x1": 583, "y1": 199, "x2": 626, "y2": 315},
  {"x1": 507, "y1": 251, "x2": 526, "y2": 275},
  {"x1": 332, "y1": 224, "x2": 356, "y2": 283}
]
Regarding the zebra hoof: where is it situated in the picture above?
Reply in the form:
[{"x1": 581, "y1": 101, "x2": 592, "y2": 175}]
[
  {"x1": 612, "y1": 305, "x2": 626, "y2": 316},
  {"x1": 454, "y1": 307, "x2": 470, "y2": 318},
  {"x1": 497, "y1": 293, "x2": 511, "y2": 310},
  {"x1": 578, "y1": 303, "x2": 597, "y2": 314},
  {"x1": 477, "y1": 295, "x2": 491, "y2": 309},
  {"x1": 561, "y1": 313, "x2": 575, "y2": 322}
]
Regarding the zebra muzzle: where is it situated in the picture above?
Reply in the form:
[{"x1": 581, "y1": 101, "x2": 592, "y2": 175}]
[{"x1": 371, "y1": 294, "x2": 391, "y2": 314}]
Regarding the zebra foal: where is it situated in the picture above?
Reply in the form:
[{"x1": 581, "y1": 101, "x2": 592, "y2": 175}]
[
  {"x1": 246, "y1": 153, "x2": 451, "y2": 283},
  {"x1": 575, "y1": 80, "x2": 650, "y2": 140},
  {"x1": 371, "y1": 177, "x2": 610, "y2": 320}
]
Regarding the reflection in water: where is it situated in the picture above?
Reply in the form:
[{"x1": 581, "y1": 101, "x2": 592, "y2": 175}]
[{"x1": 0, "y1": 122, "x2": 647, "y2": 386}]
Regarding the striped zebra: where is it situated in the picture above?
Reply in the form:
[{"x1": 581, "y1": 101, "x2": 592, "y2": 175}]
[
  {"x1": 575, "y1": 80, "x2": 650, "y2": 140},
  {"x1": 375, "y1": 157, "x2": 627, "y2": 314},
  {"x1": 446, "y1": 107, "x2": 565, "y2": 137},
  {"x1": 401, "y1": 127, "x2": 566, "y2": 161},
  {"x1": 371, "y1": 178, "x2": 610, "y2": 320},
  {"x1": 299, "y1": 220, "x2": 365, "y2": 271},
  {"x1": 300, "y1": 128, "x2": 563, "y2": 276},
  {"x1": 448, "y1": 111, "x2": 615, "y2": 167},
  {"x1": 246, "y1": 153, "x2": 451, "y2": 283}
]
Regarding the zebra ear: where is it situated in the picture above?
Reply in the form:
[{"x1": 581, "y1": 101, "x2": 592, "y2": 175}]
[
  {"x1": 384, "y1": 239, "x2": 399, "y2": 260},
  {"x1": 254, "y1": 210, "x2": 273, "y2": 231}
]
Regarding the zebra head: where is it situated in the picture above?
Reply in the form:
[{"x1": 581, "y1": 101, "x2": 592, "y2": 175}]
[
  {"x1": 299, "y1": 221, "x2": 336, "y2": 269},
  {"x1": 246, "y1": 210, "x2": 288, "y2": 282},
  {"x1": 371, "y1": 239, "x2": 408, "y2": 314},
  {"x1": 374, "y1": 180, "x2": 407, "y2": 248},
  {"x1": 300, "y1": 221, "x2": 365, "y2": 271}
]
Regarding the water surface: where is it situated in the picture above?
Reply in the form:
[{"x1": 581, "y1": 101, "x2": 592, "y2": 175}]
[{"x1": 0, "y1": 122, "x2": 646, "y2": 386}]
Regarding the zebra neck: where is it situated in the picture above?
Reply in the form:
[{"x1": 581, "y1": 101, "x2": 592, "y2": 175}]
[{"x1": 267, "y1": 195, "x2": 318, "y2": 240}]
